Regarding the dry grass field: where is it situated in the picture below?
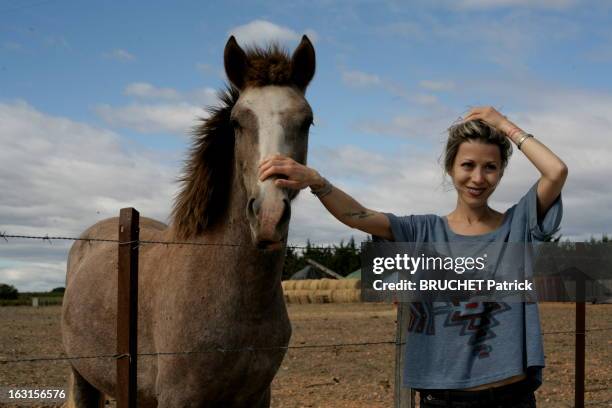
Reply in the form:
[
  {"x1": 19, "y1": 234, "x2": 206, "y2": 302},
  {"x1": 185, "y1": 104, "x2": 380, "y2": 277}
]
[{"x1": 0, "y1": 303, "x2": 610, "y2": 407}]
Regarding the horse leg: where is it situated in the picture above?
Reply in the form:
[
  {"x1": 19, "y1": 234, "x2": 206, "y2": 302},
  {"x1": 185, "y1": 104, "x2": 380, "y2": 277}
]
[
  {"x1": 63, "y1": 366, "x2": 104, "y2": 408},
  {"x1": 156, "y1": 381, "x2": 270, "y2": 408},
  {"x1": 224, "y1": 386, "x2": 271, "y2": 408},
  {"x1": 252, "y1": 387, "x2": 271, "y2": 408}
]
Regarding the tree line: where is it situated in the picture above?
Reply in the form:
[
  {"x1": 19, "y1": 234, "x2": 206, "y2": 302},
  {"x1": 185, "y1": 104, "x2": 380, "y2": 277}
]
[{"x1": 282, "y1": 236, "x2": 368, "y2": 280}]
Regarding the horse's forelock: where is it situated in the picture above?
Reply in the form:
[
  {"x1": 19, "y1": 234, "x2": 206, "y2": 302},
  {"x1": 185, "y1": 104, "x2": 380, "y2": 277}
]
[{"x1": 243, "y1": 44, "x2": 292, "y2": 88}]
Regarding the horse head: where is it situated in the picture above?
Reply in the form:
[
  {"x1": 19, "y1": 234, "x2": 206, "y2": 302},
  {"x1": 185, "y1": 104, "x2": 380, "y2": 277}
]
[{"x1": 224, "y1": 35, "x2": 315, "y2": 250}]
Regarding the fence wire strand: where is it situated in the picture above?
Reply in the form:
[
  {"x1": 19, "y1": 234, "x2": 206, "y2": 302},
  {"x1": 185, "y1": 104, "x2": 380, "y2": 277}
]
[
  {"x1": 0, "y1": 340, "x2": 399, "y2": 364},
  {"x1": 0, "y1": 232, "x2": 335, "y2": 250},
  {"x1": 1, "y1": 327, "x2": 611, "y2": 365}
]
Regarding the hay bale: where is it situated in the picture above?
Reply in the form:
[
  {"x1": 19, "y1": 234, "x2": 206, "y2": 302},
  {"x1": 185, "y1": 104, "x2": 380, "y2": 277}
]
[
  {"x1": 318, "y1": 279, "x2": 333, "y2": 289},
  {"x1": 339, "y1": 279, "x2": 360, "y2": 289},
  {"x1": 330, "y1": 289, "x2": 362, "y2": 303},
  {"x1": 331, "y1": 289, "x2": 346, "y2": 303},
  {"x1": 306, "y1": 280, "x2": 321, "y2": 290},
  {"x1": 285, "y1": 290, "x2": 310, "y2": 304},
  {"x1": 295, "y1": 290, "x2": 311, "y2": 304},
  {"x1": 282, "y1": 280, "x2": 296, "y2": 291},
  {"x1": 284, "y1": 291, "x2": 296, "y2": 304},
  {"x1": 284, "y1": 286, "x2": 360, "y2": 304},
  {"x1": 294, "y1": 280, "x2": 308, "y2": 290},
  {"x1": 309, "y1": 289, "x2": 333, "y2": 303},
  {"x1": 325, "y1": 280, "x2": 343, "y2": 290}
]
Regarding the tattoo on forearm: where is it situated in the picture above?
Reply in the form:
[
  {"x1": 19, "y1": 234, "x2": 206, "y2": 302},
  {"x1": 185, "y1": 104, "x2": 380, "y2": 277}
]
[{"x1": 343, "y1": 210, "x2": 375, "y2": 219}]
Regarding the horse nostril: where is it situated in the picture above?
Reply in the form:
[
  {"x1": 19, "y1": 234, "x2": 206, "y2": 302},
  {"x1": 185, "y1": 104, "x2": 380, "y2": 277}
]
[
  {"x1": 279, "y1": 199, "x2": 291, "y2": 226},
  {"x1": 248, "y1": 198, "x2": 259, "y2": 217}
]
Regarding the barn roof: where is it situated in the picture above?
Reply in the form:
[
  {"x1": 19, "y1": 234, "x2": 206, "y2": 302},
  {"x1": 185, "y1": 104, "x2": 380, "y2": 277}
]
[{"x1": 289, "y1": 266, "x2": 326, "y2": 280}]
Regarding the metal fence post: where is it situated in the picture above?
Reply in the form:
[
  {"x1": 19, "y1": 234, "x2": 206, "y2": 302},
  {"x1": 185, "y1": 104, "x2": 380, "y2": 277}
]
[
  {"x1": 395, "y1": 303, "x2": 415, "y2": 408},
  {"x1": 575, "y1": 279, "x2": 585, "y2": 408},
  {"x1": 118, "y1": 208, "x2": 139, "y2": 408}
]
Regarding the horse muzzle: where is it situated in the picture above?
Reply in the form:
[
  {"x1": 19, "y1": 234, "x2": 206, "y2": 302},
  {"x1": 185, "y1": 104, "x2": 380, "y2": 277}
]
[{"x1": 247, "y1": 184, "x2": 291, "y2": 250}]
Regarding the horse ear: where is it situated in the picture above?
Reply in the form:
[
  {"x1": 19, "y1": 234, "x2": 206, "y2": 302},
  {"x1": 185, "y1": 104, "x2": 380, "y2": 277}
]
[
  {"x1": 224, "y1": 36, "x2": 248, "y2": 90},
  {"x1": 291, "y1": 35, "x2": 316, "y2": 91}
]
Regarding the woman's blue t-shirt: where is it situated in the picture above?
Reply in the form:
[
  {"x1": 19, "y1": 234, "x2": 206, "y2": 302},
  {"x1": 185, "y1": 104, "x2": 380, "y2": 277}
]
[{"x1": 376, "y1": 181, "x2": 563, "y2": 389}]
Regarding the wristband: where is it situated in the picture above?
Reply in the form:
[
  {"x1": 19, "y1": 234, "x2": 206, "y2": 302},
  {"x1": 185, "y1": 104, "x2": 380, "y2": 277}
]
[{"x1": 310, "y1": 177, "x2": 333, "y2": 198}]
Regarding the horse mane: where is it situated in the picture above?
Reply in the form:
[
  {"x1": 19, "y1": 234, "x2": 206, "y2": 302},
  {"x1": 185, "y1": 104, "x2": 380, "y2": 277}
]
[{"x1": 171, "y1": 44, "x2": 292, "y2": 239}]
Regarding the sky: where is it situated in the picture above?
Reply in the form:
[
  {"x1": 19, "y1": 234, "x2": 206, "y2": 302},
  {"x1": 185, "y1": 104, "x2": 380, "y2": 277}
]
[{"x1": 1, "y1": 0, "x2": 612, "y2": 291}]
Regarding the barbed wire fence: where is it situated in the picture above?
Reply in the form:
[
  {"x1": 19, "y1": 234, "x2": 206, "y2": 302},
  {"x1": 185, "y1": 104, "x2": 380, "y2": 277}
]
[
  {"x1": 1, "y1": 326, "x2": 611, "y2": 365},
  {"x1": 1, "y1": 228, "x2": 611, "y2": 407},
  {"x1": 0, "y1": 232, "x2": 334, "y2": 250}
]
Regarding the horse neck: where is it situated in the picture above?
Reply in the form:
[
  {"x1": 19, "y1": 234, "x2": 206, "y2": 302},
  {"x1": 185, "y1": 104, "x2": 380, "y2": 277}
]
[{"x1": 199, "y1": 169, "x2": 286, "y2": 296}]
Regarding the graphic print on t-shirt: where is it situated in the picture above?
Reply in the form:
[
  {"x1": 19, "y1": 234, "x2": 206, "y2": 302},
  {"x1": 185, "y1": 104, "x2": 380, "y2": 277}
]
[{"x1": 408, "y1": 302, "x2": 511, "y2": 358}]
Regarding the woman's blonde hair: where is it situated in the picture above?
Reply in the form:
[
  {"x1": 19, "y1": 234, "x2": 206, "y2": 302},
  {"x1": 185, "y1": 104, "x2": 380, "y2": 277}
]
[{"x1": 443, "y1": 119, "x2": 512, "y2": 174}]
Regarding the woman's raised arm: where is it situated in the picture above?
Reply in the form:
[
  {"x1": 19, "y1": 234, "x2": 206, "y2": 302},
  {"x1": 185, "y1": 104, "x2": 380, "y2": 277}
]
[
  {"x1": 258, "y1": 154, "x2": 393, "y2": 240},
  {"x1": 462, "y1": 107, "x2": 568, "y2": 218}
]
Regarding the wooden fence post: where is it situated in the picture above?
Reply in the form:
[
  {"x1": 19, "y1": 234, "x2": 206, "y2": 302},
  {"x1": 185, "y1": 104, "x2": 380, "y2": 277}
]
[{"x1": 118, "y1": 208, "x2": 139, "y2": 408}]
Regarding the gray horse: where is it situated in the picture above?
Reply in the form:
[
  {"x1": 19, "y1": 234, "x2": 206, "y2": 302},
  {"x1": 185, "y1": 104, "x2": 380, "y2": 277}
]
[{"x1": 61, "y1": 35, "x2": 316, "y2": 407}]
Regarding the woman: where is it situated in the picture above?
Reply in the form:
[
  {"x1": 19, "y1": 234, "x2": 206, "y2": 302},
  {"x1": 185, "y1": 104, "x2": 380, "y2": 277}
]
[{"x1": 259, "y1": 106, "x2": 567, "y2": 408}]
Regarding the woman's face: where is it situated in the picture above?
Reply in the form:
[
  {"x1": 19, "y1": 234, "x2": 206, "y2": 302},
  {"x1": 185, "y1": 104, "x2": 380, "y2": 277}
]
[{"x1": 449, "y1": 140, "x2": 503, "y2": 207}]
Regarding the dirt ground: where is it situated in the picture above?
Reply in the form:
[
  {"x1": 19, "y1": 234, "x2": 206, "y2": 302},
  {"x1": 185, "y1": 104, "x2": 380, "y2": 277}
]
[{"x1": 0, "y1": 303, "x2": 610, "y2": 407}]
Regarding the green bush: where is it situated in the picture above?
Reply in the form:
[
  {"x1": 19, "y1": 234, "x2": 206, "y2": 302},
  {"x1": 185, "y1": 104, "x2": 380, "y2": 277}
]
[{"x1": 0, "y1": 283, "x2": 19, "y2": 300}]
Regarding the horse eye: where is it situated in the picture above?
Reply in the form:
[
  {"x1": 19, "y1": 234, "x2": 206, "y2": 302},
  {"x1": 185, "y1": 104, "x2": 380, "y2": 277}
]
[
  {"x1": 230, "y1": 119, "x2": 242, "y2": 131},
  {"x1": 300, "y1": 118, "x2": 313, "y2": 131}
]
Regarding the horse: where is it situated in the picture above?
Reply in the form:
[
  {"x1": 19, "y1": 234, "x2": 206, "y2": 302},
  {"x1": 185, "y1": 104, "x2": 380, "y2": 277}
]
[{"x1": 61, "y1": 35, "x2": 316, "y2": 408}]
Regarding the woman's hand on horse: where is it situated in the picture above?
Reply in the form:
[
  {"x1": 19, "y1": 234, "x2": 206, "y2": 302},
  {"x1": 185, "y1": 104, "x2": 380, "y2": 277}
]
[
  {"x1": 258, "y1": 154, "x2": 321, "y2": 190},
  {"x1": 462, "y1": 106, "x2": 517, "y2": 135}
]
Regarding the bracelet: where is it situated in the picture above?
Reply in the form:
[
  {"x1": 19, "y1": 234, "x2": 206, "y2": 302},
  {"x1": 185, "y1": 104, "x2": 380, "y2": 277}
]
[
  {"x1": 506, "y1": 125, "x2": 523, "y2": 142},
  {"x1": 516, "y1": 132, "x2": 534, "y2": 150},
  {"x1": 310, "y1": 177, "x2": 333, "y2": 198}
]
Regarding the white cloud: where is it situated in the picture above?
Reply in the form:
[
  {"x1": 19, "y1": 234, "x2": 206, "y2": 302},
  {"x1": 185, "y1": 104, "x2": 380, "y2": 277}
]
[
  {"x1": 0, "y1": 101, "x2": 177, "y2": 291},
  {"x1": 95, "y1": 102, "x2": 203, "y2": 135},
  {"x1": 189, "y1": 87, "x2": 218, "y2": 106},
  {"x1": 124, "y1": 82, "x2": 181, "y2": 100},
  {"x1": 355, "y1": 111, "x2": 453, "y2": 140},
  {"x1": 341, "y1": 70, "x2": 382, "y2": 87},
  {"x1": 0, "y1": 261, "x2": 67, "y2": 293},
  {"x1": 419, "y1": 80, "x2": 455, "y2": 92},
  {"x1": 228, "y1": 20, "x2": 317, "y2": 47},
  {"x1": 377, "y1": 14, "x2": 581, "y2": 72},
  {"x1": 339, "y1": 68, "x2": 445, "y2": 108},
  {"x1": 97, "y1": 83, "x2": 218, "y2": 135},
  {"x1": 103, "y1": 49, "x2": 135, "y2": 61},
  {"x1": 287, "y1": 144, "x2": 451, "y2": 246}
]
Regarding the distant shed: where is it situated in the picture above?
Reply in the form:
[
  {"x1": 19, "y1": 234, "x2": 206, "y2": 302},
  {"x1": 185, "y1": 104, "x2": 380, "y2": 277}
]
[{"x1": 289, "y1": 265, "x2": 326, "y2": 280}]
